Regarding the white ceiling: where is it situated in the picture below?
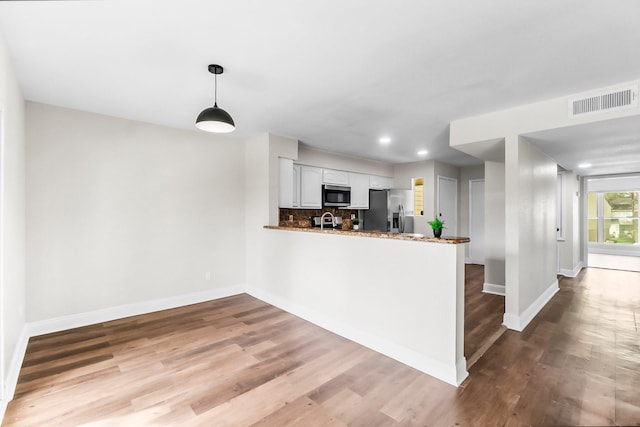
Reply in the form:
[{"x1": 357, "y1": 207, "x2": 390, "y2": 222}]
[
  {"x1": 524, "y1": 115, "x2": 640, "y2": 177},
  {"x1": 1, "y1": 0, "x2": 640, "y2": 169}
]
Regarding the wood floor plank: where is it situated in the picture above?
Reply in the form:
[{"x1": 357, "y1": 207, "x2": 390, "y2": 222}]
[
  {"x1": 463, "y1": 264, "x2": 504, "y2": 360},
  {"x1": 4, "y1": 267, "x2": 640, "y2": 426},
  {"x1": 191, "y1": 345, "x2": 373, "y2": 426}
]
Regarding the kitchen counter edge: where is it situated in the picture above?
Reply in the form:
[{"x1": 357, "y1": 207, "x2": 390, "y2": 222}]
[{"x1": 264, "y1": 226, "x2": 469, "y2": 244}]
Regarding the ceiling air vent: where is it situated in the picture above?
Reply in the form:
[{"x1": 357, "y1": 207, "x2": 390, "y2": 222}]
[{"x1": 569, "y1": 84, "x2": 638, "y2": 117}]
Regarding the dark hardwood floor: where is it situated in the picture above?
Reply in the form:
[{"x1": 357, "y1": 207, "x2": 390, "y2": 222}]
[
  {"x1": 3, "y1": 267, "x2": 639, "y2": 426},
  {"x1": 463, "y1": 264, "x2": 505, "y2": 365}
]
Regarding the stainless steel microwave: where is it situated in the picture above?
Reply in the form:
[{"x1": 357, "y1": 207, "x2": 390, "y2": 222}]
[{"x1": 322, "y1": 185, "x2": 351, "y2": 207}]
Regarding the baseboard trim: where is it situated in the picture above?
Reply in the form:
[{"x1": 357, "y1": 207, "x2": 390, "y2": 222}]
[
  {"x1": 28, "y1": 285, "x2": 245, "y2": 337},
  {"x1": 247, "y1": 286, "x2": 466, "y2": 387},
  {"x1": 559, "y1": 262, "x2": 583, "y2": 278},
  {"x1": 1, "y1": 325, "x2": 29, "y2": 422},
  {"x1": 589, "y1": 247, "x2": 640, "y2": 257},
  {"x1": 482, "y1": 282, "x2": 505, "y2": 296},
  {"x1": 503, "y1": 279, "x2": 559, "y2": 332},
  {"x1": 456, "y1": 357, "x2": 469, "y2": 385}
]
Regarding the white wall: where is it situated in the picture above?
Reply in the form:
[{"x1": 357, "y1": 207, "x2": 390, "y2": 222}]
[
  {"x1": 450, "y1": 79, "x2": 640, "y2": 149},
  {"x1": 484, "y1": 161, "x2": 505, "y2": 290},
  {"x1": 245, "y1": 133, "x2": 298, "y2": 290},
  {"x1": 25, "y1": 102, "x2": 246, "y2": 322},
  {"x1": 393, "y1": 161, "x2": 434, "y2": 234},
  {"x1": 504, "y1": 137, "x2": 558, "y2": 330},
  {"x1": 434, "y1": 161, "x2": 461, "y2": 231},
  {"x1": 268, "y1": 134, "x2": 298, "y2": 225},
  {"x1": 459, "y1": 165, "x2": 484, "y2": 259},
  {"x1": 297, "y1": 144, "x2": 392, "y2": 177},
  {"x1": 0, "y1": 32, "x2": 26, "y2": 410},
  {"x1": 393, "y1": 160, "x2": 461, "y2": 235},
  {"x1": 393, "y1": 160, "x2": 432, "y2": 190},
  {"x1": 587, "y1": 175, "x2": 640, "y2": 192}
]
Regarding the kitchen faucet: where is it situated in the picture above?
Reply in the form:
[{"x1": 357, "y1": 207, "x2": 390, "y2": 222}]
[{"x1": 320, "y1": 211, "x2": 335, "y2": 230}]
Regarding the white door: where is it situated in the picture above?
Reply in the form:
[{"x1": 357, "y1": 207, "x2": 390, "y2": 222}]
[
  {"x1": 437, "y1": 176, "x2": 458, "y2": 236},
  {"x1": 469, "y1": 179, "x2": 485, "y2": 264}
]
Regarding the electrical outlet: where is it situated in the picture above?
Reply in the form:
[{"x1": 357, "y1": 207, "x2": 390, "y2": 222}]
[{"x1": 205, "y1": 272, "x2": 211, "y2": 281}]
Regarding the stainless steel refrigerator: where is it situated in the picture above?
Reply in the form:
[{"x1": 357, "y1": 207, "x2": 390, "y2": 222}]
[{"x1": 363, "y1": 189, "x2": 414, "y2": 233}]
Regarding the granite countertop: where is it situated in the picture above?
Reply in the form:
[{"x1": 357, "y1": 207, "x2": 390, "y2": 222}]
[{"x1": 264, "y1": 225, "x2": 470, "y2": 244}]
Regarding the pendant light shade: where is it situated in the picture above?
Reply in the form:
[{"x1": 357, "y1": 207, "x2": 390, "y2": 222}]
[
  {"x1": 196, "y1": 105, "x2": 235, "y2": 133},
  {"x1": 196, "y1": 64, "x2": 235, "y2": 133}
]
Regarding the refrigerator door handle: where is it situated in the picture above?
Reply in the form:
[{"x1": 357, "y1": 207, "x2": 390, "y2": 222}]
[{"x1": 399, "y1": 204, "x2": 404, "y2": 233}]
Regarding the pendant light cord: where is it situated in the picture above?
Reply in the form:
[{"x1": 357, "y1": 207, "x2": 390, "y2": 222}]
[{"x1": 213, "y1": 73, "x2": 218, "y2": 107}]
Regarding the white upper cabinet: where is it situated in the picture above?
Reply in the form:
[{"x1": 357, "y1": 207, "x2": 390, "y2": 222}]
[
  {"x1": 278, "y1": 158, "x2": 294, "y2": 208},
  {"x1": 292, "y1": 164, "x2": 300, "y2": 208},
  {"x1": 348, "y1": 172, "x2": 370, "y2": 209},
  {"x1": 322, "y1": 168, "x2": 350, "y2": 186},
  {"x1": 300, "y1": 165, "x2": 323, "y2": 208},
  {"x1": 370, "y1": 175, "x2": 393, "y2": 189},
  {"x1": 279, "y1": 162, "x2": 393, "y2": 210}
]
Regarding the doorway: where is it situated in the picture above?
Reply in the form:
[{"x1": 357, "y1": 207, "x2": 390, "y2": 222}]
[
  {"x1": 437, "y1": 176, "x2": 458, "y2": 235},
  {"x1": 586, "y1": 177, "x2": 640, "y2": 272}
]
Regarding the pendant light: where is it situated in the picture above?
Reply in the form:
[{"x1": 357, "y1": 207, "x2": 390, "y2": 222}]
[{"x1": 196, "y1": 64, "x2": 235, "y2": 133}]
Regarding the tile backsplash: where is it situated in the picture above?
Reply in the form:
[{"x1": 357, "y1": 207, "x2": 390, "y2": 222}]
[{"x1": 279, "y1": 208, "x2": 358, "y2": 230}]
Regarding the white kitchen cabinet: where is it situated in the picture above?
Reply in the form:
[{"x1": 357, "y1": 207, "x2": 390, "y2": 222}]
[
  {"x1": 278, "y1": 158, "x2": 294, "y2": 208},
  {"x1": 292, "y1": 164, "x2": 300, "y2": 208},
  {"x1": 300, "y1": 165, "x2": 322, "y2": 208},
  {"x1": 370, "y1": 175, "x2": 393, "y2": 189},
  {"x1": 322, "y1": 168, "x2": 350, "y2": 186},
  {"x1": 348, "y1": 172, "x2": 370, "y2": 209}
]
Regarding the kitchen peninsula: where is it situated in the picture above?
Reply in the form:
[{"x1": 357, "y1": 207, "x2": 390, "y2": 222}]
[
  {"x1": 251, "y1": 222, "x2": 470, "y2": 387},
  {"x1": 245, "y1": 134, "x2": 469, "y2": 387}
]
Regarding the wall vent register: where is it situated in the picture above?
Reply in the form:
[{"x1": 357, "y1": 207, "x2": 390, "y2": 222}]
[{"x1": 569, "y1": 84, "x2": 638, "y2": 117}]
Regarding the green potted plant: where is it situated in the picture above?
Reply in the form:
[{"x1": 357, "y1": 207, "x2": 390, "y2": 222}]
[
  {"x1": 427, "y1": 217, "x2": 445, "y2": 238},
  {"x1": 352, "y1": 217, "x2": 360, "y2": 230}
]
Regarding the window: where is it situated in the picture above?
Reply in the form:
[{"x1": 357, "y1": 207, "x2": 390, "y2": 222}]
[
  {"x1": 587, "y1": 192, "x2": 599, "y2": 243},
  {"x1": 588, "y1": 191, "x2": 640, "y2": 245}
]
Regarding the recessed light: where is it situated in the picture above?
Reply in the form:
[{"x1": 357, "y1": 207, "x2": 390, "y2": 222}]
[
  {"x1": 379, "y1": 136, "x2": 392, "y2": 145},
  {"x1": 417, "y1": 149, "x2": 428, "y2": 156},
  {"x1": 578, "y1": 163, "x2": 592, "y2": 168}
]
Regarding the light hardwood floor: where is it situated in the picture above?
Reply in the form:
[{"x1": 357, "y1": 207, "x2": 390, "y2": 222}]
[
  {"x1": 3, "y1": 266, "x2": 639, "y2": 426},
  {"x1": 589, "y1": 253, "x2": 640, "y2": 272}
]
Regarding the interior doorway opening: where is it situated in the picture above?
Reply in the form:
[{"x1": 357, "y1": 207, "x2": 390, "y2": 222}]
[{"x1": 586, "y1": 176, "x2": 640, "y2": 272}]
